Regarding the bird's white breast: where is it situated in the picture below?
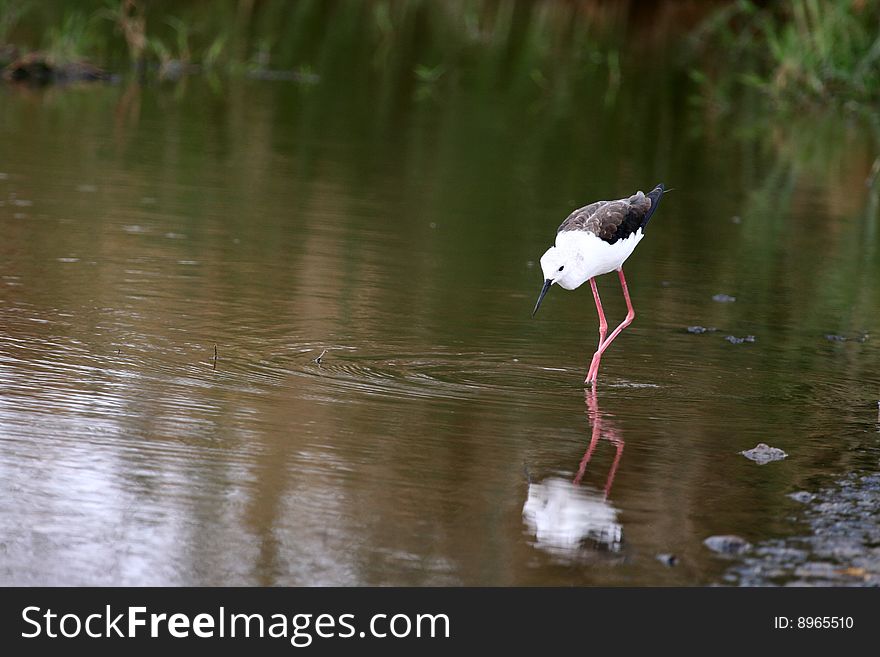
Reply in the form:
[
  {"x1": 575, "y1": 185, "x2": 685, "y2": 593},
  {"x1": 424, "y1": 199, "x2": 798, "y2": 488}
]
[{"x1": 555, "y1": 229, "x2": 644, "y2": 289}]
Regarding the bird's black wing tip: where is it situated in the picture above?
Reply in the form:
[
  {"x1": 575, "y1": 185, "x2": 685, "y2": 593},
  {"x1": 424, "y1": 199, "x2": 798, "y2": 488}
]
[
  {"x1": 645, "y1": 183, "x2": 665, "y2": 205},
  {"x1": 639, "y1": 183, "x2": 666, "y2": 230}
]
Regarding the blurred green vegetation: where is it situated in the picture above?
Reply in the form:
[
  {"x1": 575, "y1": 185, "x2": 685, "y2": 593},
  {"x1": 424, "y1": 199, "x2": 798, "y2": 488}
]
[
  {"x1": 0, "y1": 0, "x2": 632, "y2": 81},
  {"x1": 692, "y1": 0, "x2": 880, "y2": 112},
  {"x1": 3, "y1": 2, "x2": 878, "y2": 225},
  {"x1": 2, "y1": 1, "x2": 878, "y2": 112},
  {"x1": 2, "y1": 3, "x2": 877, "y2": 180}
]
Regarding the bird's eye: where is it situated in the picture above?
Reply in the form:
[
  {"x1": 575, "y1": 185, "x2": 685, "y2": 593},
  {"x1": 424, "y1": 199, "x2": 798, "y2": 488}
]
[{"x1": 558, "y1": 266, "x2": 565, "y2": 272}]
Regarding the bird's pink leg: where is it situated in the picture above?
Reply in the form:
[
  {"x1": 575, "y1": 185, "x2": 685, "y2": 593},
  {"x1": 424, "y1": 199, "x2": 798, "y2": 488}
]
[
  {"x1": 585, "y1": 268, "x2": 636, "y2": 385},
  {"x1": 584, "y1": 278, "x2": 607, "y2": 384}
]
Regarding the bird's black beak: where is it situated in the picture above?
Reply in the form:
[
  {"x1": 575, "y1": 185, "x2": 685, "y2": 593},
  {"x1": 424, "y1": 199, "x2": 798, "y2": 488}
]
[{"x1": 532, "y1": 279, "x2": 552, "y2": 317}]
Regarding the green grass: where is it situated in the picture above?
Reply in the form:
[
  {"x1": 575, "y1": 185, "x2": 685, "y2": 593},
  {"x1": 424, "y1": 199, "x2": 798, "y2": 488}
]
[{"x1": 692, "y1": 0, "x2": 880, "y2": 110}]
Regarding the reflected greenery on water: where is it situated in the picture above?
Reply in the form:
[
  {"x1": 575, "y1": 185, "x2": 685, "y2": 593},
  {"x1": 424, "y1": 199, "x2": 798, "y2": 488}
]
[{"x1": 1, "y1": 1, "x2": 879, "y2": 586}]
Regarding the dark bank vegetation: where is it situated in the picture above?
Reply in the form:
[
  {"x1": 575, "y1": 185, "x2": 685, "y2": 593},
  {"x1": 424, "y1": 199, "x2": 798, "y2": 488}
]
[{"x1": 0, "y1": 1, "x2": 877, "y2": 113}]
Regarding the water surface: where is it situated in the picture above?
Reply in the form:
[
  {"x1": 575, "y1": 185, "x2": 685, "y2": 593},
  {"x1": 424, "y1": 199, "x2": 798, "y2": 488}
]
[{"x1": 1, "y1": 58, "x2": 879, "y2": 585}]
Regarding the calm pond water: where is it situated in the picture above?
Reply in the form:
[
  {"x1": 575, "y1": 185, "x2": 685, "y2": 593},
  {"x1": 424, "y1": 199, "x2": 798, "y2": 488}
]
[{"x1": 1, "y1": 59, "x2": 879, "y2": 585}]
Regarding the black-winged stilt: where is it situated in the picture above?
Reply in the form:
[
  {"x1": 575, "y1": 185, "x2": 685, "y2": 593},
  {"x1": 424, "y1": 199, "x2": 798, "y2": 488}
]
[{"x1": 532, "y1": 184, "x2": 665, "y2": 385}]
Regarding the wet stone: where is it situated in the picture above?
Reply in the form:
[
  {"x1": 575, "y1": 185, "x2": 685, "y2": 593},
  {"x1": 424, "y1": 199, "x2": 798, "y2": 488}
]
[
  {"x1": 824, "y1": 333, "x2": 869, "y2": 343},
  {"x1": 788, "y1": 491, "x2": 815, "y2": 504},
  {"x1": 815, "y1": 542, "x2": 865, "y2": 561},
  {"x1": 756, "y1": 567, "x2": 790, "y2": 580},
  {"x1": 814, "y1": 501, "x2": 849, "y2": 515},
  {"x1": 754, "y1": 545, "x2": 808, "y2": 563},
  {"x1": 725, "y1": 335, "x2": 756, "y2": 344},
  {"x1": 704, "y1": 535, "x2": 752, "y2": 555},
  {"x1": 741, "y1": 443, "x2": 787, "y2": 464},
  {"x1": 852, "y1": 551, "x2": 880, "y2": 573},
  {"x1": 793, "y1": 562, "x2": 846, "y2": 580}
]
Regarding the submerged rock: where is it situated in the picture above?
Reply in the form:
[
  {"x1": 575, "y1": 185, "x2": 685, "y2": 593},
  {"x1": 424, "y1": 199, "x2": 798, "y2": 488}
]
[
  {"x1": 824, "y1": 332, "x2": 869, "y2": 343},
  {"x1": 704, "y1": 535, "x2": 752, "y2": 555},
  {"x1": 741, "y1": 443, "x2": 787, "y2": 464}
]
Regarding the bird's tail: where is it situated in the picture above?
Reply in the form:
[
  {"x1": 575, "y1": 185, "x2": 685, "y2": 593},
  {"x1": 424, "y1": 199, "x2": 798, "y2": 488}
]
[{"x1": 640, "y1": 183, "x2": 665, "y2": 230}]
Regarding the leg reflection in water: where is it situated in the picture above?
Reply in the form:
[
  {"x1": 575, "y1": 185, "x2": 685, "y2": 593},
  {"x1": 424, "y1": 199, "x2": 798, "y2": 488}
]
[
  {"x1": 575, "y1": 386, "x2": 624, "y2": 495},
  {"x1": 523, "y1": 387, "x2": 625, "y2": 553}
]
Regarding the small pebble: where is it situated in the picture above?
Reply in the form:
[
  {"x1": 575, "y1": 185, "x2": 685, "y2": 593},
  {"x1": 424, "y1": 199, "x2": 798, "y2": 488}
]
[
  {"x1": 741, "y1": 443, "x2": 787, "y2": 464},
  {"x1": 713, "y1": 294, "x2": 736, "y2": 303},
  {"x1": 704, "y1": 535, "x2": 752, "y2": 555},
  {"x1": 788, "y1": 491, "x2": 815, "y2": 504}
]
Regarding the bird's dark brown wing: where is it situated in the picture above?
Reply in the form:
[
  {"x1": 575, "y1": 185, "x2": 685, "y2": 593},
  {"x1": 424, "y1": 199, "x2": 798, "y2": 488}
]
[{"x1": 557, "y1": 185, "x2": 664, "y2": 245}]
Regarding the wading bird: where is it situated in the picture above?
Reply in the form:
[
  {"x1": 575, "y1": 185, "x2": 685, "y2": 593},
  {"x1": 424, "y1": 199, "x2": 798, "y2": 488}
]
[{"x1": 532, "y1": 184, "x2": 665, "y2": 385}]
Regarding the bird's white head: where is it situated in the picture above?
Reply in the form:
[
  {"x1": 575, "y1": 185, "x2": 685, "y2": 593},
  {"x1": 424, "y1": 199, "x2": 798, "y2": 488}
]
[{"x1": 532, "y1": 244, "x2": 581, "y2": 316}]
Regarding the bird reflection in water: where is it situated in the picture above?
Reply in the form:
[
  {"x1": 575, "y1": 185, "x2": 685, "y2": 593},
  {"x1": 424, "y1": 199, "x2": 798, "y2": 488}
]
[{"x1": 523, "y1": 388, "x2": 624, "y2": 554}]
